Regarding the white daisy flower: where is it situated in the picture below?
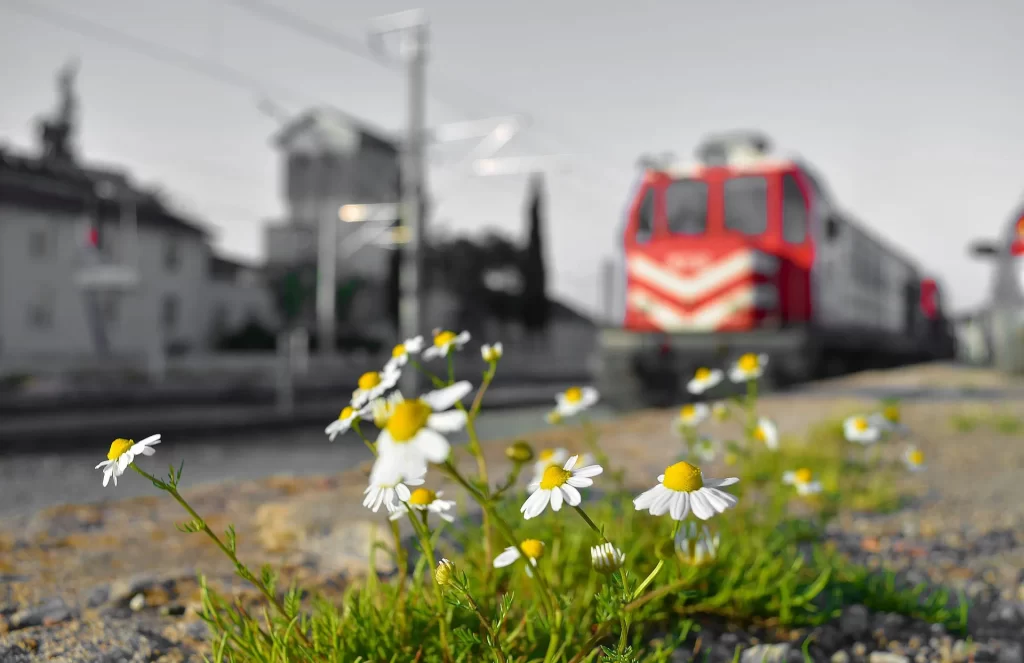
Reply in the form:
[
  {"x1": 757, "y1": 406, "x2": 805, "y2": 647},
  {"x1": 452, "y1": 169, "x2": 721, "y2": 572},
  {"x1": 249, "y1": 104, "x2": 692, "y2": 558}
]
[
  {"x1": 384, "y1": 335, "x2": 425, "y2": 373},
  {"x1": 422, "y1": 329, "x2": 471, "y2": 360},
  {"x1": 95, "y1": 435, "x2": 162, "y2": 487},
  {"x1": 844, "y1": 415, "x2": 881, "y2": 445},
  {"x1": 902, "y1": 446, "x2": 926, "y2": 472},
  {"x1": 493, "y1": 539, "x2": 544, "y2": 577},
  {"x1": 324, "y1": 404, "x2": 371, "y2": 441},
  {"x1": 782, "y1": 468, "x2": 822, "y2": 496},
  {"x1": 388, "y1": 487, "x2": 456, "y2": 523},
  {"x1": 729, "y1": 353, "x2": 768, "y2": 383},
  {"x1": 869, "y1": 404, "x2": 910, "y2": 437},
  {"x1": 687, "y1": 367, "x2": 724, "y2": 395},
  {"x1": 368, "y1": 390, "x2": 405, "y2": 428},
  {"x1": 711, "y1": 401, "x2": 730, "y2": 421},
  {"x1": 481, "y1": 342, "x2": 504, "y2": 363},
  {"x1": 363, "y1": 461, "x2": 426, "y2": 513},
  {"x1": 752, "y1": 417, "x2": 779, "y2": 450},
  {"x1": 590, "y1": 542, "x2": 626, "y2": 574},
  {"x1": 692, "y1": 436, "x2": 719, "y2": 463},
  {"x1": 633, "y1": 461, "x2": 739, "y2": 521},
  {"x1": 554, "y1": 386, "x2": 600, "y2": 419},
  {"x1": 352, "y1": 367, "x2": 401, "y2": 408},
  {"x1": 374, "y1": 381, "x2": 472, "y2": 479},
  {"x1": 675, "y1": 403, "x2": 710, "y2": 429},
  {"x1": 521, "y1": 454, "x2": 604, "y2": 520},
  {"x1": 674, "y1": 521, "x2": 720, "y2": 566}
]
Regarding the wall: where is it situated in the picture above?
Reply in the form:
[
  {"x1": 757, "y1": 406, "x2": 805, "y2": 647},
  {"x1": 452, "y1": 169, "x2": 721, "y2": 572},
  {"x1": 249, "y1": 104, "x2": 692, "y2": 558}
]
[{"x1": 0, "y1": 202, "x2": 210, "y2": 365}]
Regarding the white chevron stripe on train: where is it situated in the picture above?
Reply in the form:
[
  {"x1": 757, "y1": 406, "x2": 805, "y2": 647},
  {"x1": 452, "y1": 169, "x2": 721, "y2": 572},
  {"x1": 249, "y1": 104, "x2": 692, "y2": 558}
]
[
  {"x1": 625, "y1": 250, "x2": 776, "y2": 304},
  {"x1": 627, "y1": 282, "x2": 760, "y2": 331}
]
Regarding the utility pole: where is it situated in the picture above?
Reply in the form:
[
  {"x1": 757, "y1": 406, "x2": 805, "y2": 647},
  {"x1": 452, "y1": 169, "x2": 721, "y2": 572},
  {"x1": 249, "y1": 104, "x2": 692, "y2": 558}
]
[
  {"x1": 315, "y1": 154, "x2": 338, "y2": 358},
  {"x1": 371, "y1": 10, "x2": 429, "y2": 398}
]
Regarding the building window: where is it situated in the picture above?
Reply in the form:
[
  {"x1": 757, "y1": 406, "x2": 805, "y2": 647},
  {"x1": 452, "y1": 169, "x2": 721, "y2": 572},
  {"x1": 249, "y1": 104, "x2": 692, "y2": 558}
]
[
  {"x1": 27, "y1": 289, "x2": 55, "y2": 329},
  {"x1": 164, "y1": 237, "x2": 181, "y2": 272},
  {"x1": 723, "y1": 176, "x2": 768, "y2": 236},
  {"x1": 29, "y1": 229, "x2": 49, "y2": 259},
  {"x1": 162, "y1": 294, "x2": 179, "y2": 331},
  {"x1": 782, "y1": 174, "x2": 808, "y2": 244},
  {"x1": 665, "y1": 179, "x2": 708, "y2": 235}
]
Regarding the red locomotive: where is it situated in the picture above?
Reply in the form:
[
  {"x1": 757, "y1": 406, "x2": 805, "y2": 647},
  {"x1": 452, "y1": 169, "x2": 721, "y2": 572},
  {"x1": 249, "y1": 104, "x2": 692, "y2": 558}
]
[{"x1": 594, "y1": 131, "x2": 956, "y2": 408}]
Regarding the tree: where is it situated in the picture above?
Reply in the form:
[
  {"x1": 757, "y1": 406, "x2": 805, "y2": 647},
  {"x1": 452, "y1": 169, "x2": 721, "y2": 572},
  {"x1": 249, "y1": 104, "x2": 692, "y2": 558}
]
[{"x1": 520, "y1": 172, "x2": 550, "y2": 334}]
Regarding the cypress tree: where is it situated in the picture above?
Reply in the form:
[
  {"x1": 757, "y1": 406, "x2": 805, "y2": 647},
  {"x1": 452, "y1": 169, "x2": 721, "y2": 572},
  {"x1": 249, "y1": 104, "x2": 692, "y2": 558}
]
[{"x1": 521, "y1": 172, "x2": 550, "y2": 333}]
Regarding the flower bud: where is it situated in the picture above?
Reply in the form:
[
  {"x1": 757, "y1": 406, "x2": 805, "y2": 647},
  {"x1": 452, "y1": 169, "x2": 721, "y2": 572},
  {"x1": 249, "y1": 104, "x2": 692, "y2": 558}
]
[
  {"x1": 590, "y1": 542, "x2": 625, "y2": 574},
  {"x1": 434, "y1": 558, "x2": 456, "y2": 587},
  {"x1": 505, "y1": 440, "x2": 534, "y2": 464}
]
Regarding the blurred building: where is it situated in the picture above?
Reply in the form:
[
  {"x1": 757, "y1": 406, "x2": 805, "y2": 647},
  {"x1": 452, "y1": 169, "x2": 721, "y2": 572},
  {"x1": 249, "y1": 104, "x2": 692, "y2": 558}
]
[
  {"x1": 262, "y1": 107, "x2": 401, "y2": 340},
  {"x1": 0, "y1": 64, "x2": 276, "y2": 375}
]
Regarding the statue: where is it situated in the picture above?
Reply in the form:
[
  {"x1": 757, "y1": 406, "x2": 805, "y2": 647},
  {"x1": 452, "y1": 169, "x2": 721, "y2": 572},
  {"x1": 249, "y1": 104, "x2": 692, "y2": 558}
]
[{"x1": 37, "y1": 58, "x2": 80, "y2": 162}]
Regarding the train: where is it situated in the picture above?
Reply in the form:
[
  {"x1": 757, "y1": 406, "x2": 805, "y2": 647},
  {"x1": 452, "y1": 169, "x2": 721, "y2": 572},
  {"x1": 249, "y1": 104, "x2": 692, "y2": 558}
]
[{"x1": 593, "y1": 131, "x2": 958, "y2": 409}]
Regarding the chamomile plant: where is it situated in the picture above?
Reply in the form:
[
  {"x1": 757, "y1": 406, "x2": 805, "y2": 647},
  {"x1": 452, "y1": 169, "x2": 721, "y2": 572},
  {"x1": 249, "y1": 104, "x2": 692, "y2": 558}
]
[{"x1": 94, "y1": 337, "x2": 950, "y2": 662}]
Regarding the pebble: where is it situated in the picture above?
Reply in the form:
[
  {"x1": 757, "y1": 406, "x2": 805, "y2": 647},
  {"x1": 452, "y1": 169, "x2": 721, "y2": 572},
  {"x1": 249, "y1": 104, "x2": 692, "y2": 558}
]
[
  {"x1": 841, "y1": 605, "x2": 871, "y2": 638},
  {"x1": 868, "y1": 653, "x2": 909, "y2": 663},
  {"x1": 741, "y1": 643, "x2": 791, "y2": 663}
]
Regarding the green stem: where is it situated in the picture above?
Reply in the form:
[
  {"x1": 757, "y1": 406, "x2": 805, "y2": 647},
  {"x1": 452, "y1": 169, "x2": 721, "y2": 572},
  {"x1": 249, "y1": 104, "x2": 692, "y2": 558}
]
[
  {"x1": 353, "y1": 422, "x2": 376, "y2": 455},
  {"x1": 410, "y1": 359, "x2": 446, "y2": 389},
  {"x1": 131, "y1": 464, "x2": 313, "y2": 651},
  {"x1": 455, "y1": 583, "x2": 507, "y2": 663},
  {"x1": 390, "y1": 518, "x2": 408, "y2": 599},
  {"x1": 630, "y1": 520, "x2": 682, "y2": 600},
  {"x1": 618, "y1": 613, "x2": 631, "y2": 654},
  {"x1": 446, "y1": 353, "x2": 455, "y2": 385},
  {"x1": 408, "y1": 511, "x2": 453, "y2": 663},
  {"x1": 572, "y1": 505, "x2": 607, "y2": 543}
]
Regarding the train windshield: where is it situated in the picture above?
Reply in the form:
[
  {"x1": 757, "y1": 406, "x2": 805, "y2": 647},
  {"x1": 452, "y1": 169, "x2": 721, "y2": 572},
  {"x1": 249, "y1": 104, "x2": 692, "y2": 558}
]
[
  {"x1": 723, "y1": 175, "x2": 768, "y2": 236},
  {"x1": 665, "y1": 179, "x2": 708, "y2": 235}
]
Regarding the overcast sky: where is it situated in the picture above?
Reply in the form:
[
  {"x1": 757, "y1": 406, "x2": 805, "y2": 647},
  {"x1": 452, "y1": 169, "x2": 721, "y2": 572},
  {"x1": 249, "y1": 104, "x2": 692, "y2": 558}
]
[{"x1": 2, "y1": 0, "x2": 1022, "y2": 316}]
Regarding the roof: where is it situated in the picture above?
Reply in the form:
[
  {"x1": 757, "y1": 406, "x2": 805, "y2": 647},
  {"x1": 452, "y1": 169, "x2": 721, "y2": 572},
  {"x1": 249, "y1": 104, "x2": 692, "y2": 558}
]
[
  {"x1": 0, "y1": 145, "x2": 211, "y2": 238},
  {"x1": 272, "y1": 106, "x2": 400, "y2": 156},
  {"x1": 210, "y1": 252, "x2": 263, "y2": 280}
]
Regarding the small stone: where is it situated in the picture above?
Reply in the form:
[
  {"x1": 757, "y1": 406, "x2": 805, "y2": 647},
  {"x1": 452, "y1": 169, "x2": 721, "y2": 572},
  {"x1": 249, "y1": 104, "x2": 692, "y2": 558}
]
[
  {"x1": 182, "y1": 620, "x2": 209, "y2": 640},
  {"x1": 998, "y1": 642, "x2": 1024, "y2": 663},
  {"x1": 832, "y1": 652, "x2": 851, "y2": 663},
  {"x1": 159, "y1": 603, "x2": 186, "y2": 617},
  {"x1": 85, "y1": 584, "x2": 110, "y2": 608},
  {"x1": 841, "y1": 605, "x2": 871, "y2": 638},
  {"x1": 742, "y1": 644, "x2": 791, "y2": 663},
  {"x1": 906, "y1": 636, "x2": 922, "y2": 651},
  {"x1": 853, "y1": 643, "x2": 868, "y2": 657},
  {"x1": 868, "y1": 653, "x2": 909, "y2": 663},
  {"x1": 129, "y1": 593, "x2": 146, "y2": 612}
]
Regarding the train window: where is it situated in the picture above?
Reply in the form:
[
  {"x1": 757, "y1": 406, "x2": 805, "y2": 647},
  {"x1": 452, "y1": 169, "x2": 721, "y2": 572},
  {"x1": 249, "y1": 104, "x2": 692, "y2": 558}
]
[
  {"x1": 782, "y1": 174, "x2": 807, "y2": 243},
  {"x1": 665, "y1": 179, "x2": 708, "y2": 235},
  {"x1": 635, "y1": 189, "x2": 654, "y2": 240},
  {"x1": 723, "y1": 176, "x2": 768, "y2": 236}
]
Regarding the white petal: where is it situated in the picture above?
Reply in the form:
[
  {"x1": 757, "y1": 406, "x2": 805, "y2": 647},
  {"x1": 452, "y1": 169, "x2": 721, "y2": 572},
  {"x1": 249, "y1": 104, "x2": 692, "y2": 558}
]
[
  {"x1": 705, "y1": 477, "x2": 739, "y2": 487},
  {"x1": 650, "y1": 488, "x2": 677, "y2": 516},
  {"x1": 705, "y1": 488, "x2": 738, "y2": 508},
  {"x1": 560, "y1": 484, "x2": 582, "y2": 506},
  {"x1": 455, "y1": 331, "x2": 471, "y2": 345},
  {"x1": 563, "y1": 455, "x2": 579, "y2": 471},
  {"x1": 668, "y1": 492, "x2": 690, "y2": 520},
  {"x1": 422, "y1": 381, "x2": 472, "y2": 411},
  {"x1": 413, "y1": 429, "x2": 451, "y2": 463},
  {"x1": 573, "y1": 464, "x2": 603, "y2": 479},
  {"x1": 427, "y1": 410, "x2": 467, "y2": 433},
  {"x1": 395, "y1": 483, "x2": 411, "y2": 501},
  {"x1": 566, "y1": 476, "x2": 593, "y2": 488},
  {"x1": 700, "y1": 487, "x2": 731, "y2": 512},
  {"x1": 102, "y1": 466, "x2": 113, "y2": 487},
  {"x1": 633, "y1": 485, "x2": 662, "y2": 510},
  {"x1": 493, "y1": 547, "x2": 521, "y2": 568},
  {"x1": 690, "y1": 491, "x2": 715, "y2": 520},
  {"x1": 522, "y1": 489, "x2": 551, "y2": 520},
  {"x1": 550, "y1": 487, "x2": 564, "y2": 511}
]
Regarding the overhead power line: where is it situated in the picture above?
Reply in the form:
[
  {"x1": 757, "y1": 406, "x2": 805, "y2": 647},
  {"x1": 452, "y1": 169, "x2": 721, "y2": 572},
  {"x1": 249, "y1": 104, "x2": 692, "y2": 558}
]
[{"x1": 1, "y1": 0, "x2": 312, "y2": 107}]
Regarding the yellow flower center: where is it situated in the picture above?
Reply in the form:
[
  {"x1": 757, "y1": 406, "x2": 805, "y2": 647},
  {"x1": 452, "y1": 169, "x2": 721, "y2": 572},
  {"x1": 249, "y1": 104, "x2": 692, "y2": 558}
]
[
  {"x1": 386, "y1": 400, "x2": 432, "y2": 442},
  {"x1": 392, "y1": 343, "x2": 406, "y2": 358},
  {"x1": 564, "y1": 387, "x2": 583, "y2": 403},
  {"x1": 694, "y1": 367, "x2": 711, "y2": 381},
  {"x1": 753, "y1": 426, "x2": 766, "y2": 442},
  {"x1": 737, "y1": 353, "x2": 759, "y2": 373},
  {"x1": 539, "y1": 464, "x2": 571, "y2": 490},
  {"x1": 339, "y1": 406, "x2": 354, "y2": 421},
  {"x1": 794, "y1": 468, "x2": 813, "y2": 484},
  {"x1": 908, "y1": 449, "x2": 924, "y2": 465},
  {"x1": 358, "y1": 372, "x2": 382, "y2": 391},
  {"x1": 680, "y1": 405, "x2": 696, "y2": 421},
  {"x1": 107, "y1": 438, "x2": 133, "y2": 461},
  {"x1": 408, "y1": 488, "x2": 436, "y2": 505},
  {"x1": 662, "y1": 461, "x2": 704, "y2": 492},
  {"x1": 884, "y1": 405, "x2": 900, "y2": 424},
  {"x1": 520, "y1": 539, "x2": 544, "y2": 560},
  {"x1": 853, "y1": 417, "x2": 868, "y2": 432},
  {"x1": 434, "y1": 330, "x2": 457, "y2": 347},
  {"x1": 539, "y1": 449, "x2": 555, "y2": 461}
]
